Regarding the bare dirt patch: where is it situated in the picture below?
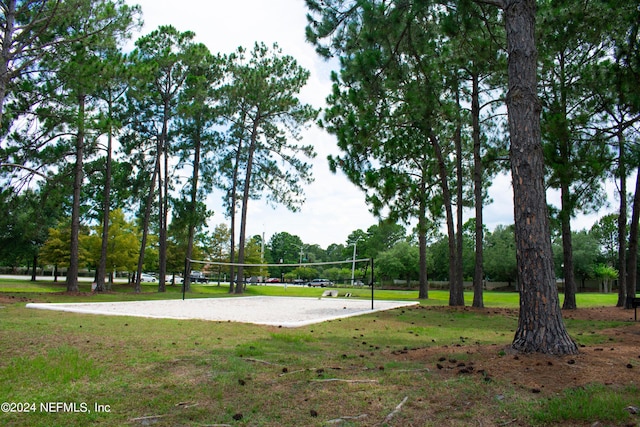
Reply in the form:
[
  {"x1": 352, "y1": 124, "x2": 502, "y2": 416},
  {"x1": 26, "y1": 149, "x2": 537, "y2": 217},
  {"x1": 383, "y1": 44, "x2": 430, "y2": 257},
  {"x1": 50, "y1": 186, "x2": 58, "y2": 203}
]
[
  {"x1": 0, "y1": 295, "x2": 34, "y2": 304},
  {"x1": 394, "y1": 306, "x2": 640, "y2": 396}
]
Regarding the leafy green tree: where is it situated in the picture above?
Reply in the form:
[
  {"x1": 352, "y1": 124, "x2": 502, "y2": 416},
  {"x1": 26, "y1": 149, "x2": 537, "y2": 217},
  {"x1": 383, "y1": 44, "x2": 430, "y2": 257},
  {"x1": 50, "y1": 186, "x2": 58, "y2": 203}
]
[
  {"x1": 174, "y1": 43, "x2": 222, "y2": 291},
  {"x1": 200, "y1": 223, "x2": 231, "y2": 284},
  {"x1": 290, "y1": 266, "x2": 317, "y2": 282},
  {"x1": 308, "y1": 0, "x2": 578, "y2": 353},
  {"x1": 84, "y1": 208, "x2": 139, "y2": 286},
  {"x1": 0, "y1": 0, "x2": 134, "y2": 133},
  {"x1": 40, "y1": 218, "x2": 90, "y2": 281},
  {"x1": 308, "y1": 0, "x2": 462, "y2": 303},
  {"x1": 206, "y1": 223, "x2": 231, "y2": 261},
  {"x1": 166, "y1": 199, "x2": 211, "y2": 282},
  {"x1": 239, "y1": 236, "x2": 266, "y2": 281},
  {"x1": 91, "y1": 48, "x2": 138, "y2": 292},
  {"x1": 375, "y1": 242, "x2": 420, "y2": 287},
  {"x1": 441, "y1": 1, "x2": 506, "y2": 308},
  {"x1": 538, "y1": 0, "x2": 613, "y2": 309},
  {"x1": 593, "y1": 264, "x2": 618, "y2": 293},
  {"x1": 362, "y1": 222, "x2": 406, "y2": 260},
  {"x1": 567, "y1": 229, "x2": 601, "y2": 289},
  {"x1": 36, "y1": 0, "x2": 139, "y2": 292},
  {"x1": 607, "y1": 111, "x2": 633, "y2": 307},
  {"x1": 427, "y1": 234, "x2": 450, "y2": 282},
  {"x1": 483, "y1": 224, "x2": 517, "y2": 286},
  {"x1": 325, "y1": 243, "x2": 347, "y2": 262},
  {"x1": 461, "y1": 219, "x2": 482, "y2": 281},
  {"x1": 129, "y1": 25, "x2": 199, "y2": 292},
  {"x1": 268, "y1": 231, "x2": 304, "y2": 279},
  {"x1": 218, "y1": 42, "x2": 317, "y2": 293},
  {"x1": 303, "y1": 244, "x2": 326, "y2": 264},
  {"x1": 590, "y1": 1, "x2": 640, "y2": 307},
  {"x1": 2, "y1": 1, "x2": 139, "y2": 292},
  {"x1": 0, "y1": 187, "x2": 61, "y2": 276},
  {"x1": 590, "y1": 214, "x2": 620, "y2": 268},
  {"x1": 40, "y1": 222, "x2": 72, "y2": 279},
  {"x1": 214, "y1": 116, "x2": 247, "y2": 292}
]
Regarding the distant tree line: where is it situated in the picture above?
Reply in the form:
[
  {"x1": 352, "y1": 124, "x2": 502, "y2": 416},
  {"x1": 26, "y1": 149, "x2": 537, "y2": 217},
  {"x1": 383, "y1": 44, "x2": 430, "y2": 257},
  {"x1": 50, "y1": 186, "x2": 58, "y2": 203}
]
[{"x1": 5, "y1": 209, "x2": 634, "y2": 297}]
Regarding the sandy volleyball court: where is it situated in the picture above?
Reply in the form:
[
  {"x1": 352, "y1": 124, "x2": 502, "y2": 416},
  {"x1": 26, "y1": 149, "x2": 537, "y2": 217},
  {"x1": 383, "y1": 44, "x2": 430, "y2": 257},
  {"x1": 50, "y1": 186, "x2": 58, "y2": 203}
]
[{"x1": 26, "y1": 296, "x2": 418, "y2": 327}]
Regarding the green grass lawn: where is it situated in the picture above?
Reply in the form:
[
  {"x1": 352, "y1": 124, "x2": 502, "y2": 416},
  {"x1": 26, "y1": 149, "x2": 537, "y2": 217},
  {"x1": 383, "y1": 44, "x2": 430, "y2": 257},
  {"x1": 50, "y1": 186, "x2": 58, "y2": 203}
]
[
  {"x1": 0, "y1": 277, "x2": 621, "y2": 307},
  {"x1": 0, "y1": 278, "x2": 636, "y2": 426}
]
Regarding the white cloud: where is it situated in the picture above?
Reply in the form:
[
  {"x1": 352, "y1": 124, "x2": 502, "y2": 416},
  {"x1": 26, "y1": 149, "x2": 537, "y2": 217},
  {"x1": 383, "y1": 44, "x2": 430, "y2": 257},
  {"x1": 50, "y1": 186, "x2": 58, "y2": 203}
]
[{"x1": 484, "y1": 173, "x2": 515, "y2": 230}]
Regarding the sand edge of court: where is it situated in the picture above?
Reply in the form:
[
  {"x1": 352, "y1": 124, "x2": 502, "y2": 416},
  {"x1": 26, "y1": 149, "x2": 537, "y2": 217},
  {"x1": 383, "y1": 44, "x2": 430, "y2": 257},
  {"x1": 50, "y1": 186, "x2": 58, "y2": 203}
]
[{"x1": 26, "y1": 296, "x2": 419, "y2": 327}]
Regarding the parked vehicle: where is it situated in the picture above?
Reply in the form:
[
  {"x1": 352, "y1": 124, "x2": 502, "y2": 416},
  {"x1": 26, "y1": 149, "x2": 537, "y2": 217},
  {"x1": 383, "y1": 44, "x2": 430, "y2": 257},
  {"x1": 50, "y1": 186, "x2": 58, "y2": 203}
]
[
  {"x1": 307, "y1": 278, "x2": 333, "y2": 287},
  {"x1": 140, "y1": 273, "x2": 157, "y2": 283},
  {"x1": 189, "y1": 271, "x2": 208, "y2": 283}
]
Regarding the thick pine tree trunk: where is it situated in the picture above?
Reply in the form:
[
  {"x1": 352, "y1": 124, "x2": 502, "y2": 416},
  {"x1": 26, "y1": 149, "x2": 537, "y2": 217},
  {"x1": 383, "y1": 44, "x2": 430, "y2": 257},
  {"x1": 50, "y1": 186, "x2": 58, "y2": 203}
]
[
  {"x1": 184, "y1": 117, "x2": 203, "y2": 293},
  {"x1": 0, "y1": 0, "x2": 16, "y2": 132},
  {"x1": 228, "y1": 114, "x2": 247, "y2": 294},
  {"x1": 66, "y1": 94, "x2": 85, "y2": 293},
  {"x1": 625, "y1": 169, "x2": 640, "y2": 308},
  {"x1": 31, "y1": 253, "x2": 37, "y2": 281},
  {"x1": 96, "y1": 118, "x2": 114, "y2": 293},
  {"x1": 504, "y1": 0, "x2": 577, "y2": 355},
  {"x1": 471, "y1": 73, "x2": 484, "y2": 308},
  {"x1": 418, "y1": 185, "x2": 429, "y2": 299},
  {"x1": 414, "y1": 73, "x2": 462, "y2": 305},
  {"x1": 616, "y1": 131, "x2": 627, "y2": 307},
  {"x1": 157, "y1": 101, "x2": 170, "y2": 293},
  {"x1": 454, "y1": 84, "x2": 465, "y2": 306},
  {"x1": 430, "y1": 132, "x2": 463, "y2": 306},
  {"x1": 228, "y1": 189, "x2": 237, "y2": 294},
  {"x1": 236, "y1": 119, "x2": 260, "y2": 294},
  {"x1": 560, "y1": 182, "x2": 577, "y2": 309},
  {"x1": 135, "y1": 158, "x2": 158, "y2": 293}
]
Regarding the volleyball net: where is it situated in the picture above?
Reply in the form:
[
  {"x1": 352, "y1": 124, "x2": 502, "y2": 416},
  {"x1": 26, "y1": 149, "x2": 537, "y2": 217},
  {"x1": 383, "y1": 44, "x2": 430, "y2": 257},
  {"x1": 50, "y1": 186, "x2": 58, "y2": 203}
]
[
  {"x1": 182, "y1": 257, "x2": 376, "y2": 308},
  {"x1": 185, "y1": 257, "x2": 374, "y2": 287}
]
